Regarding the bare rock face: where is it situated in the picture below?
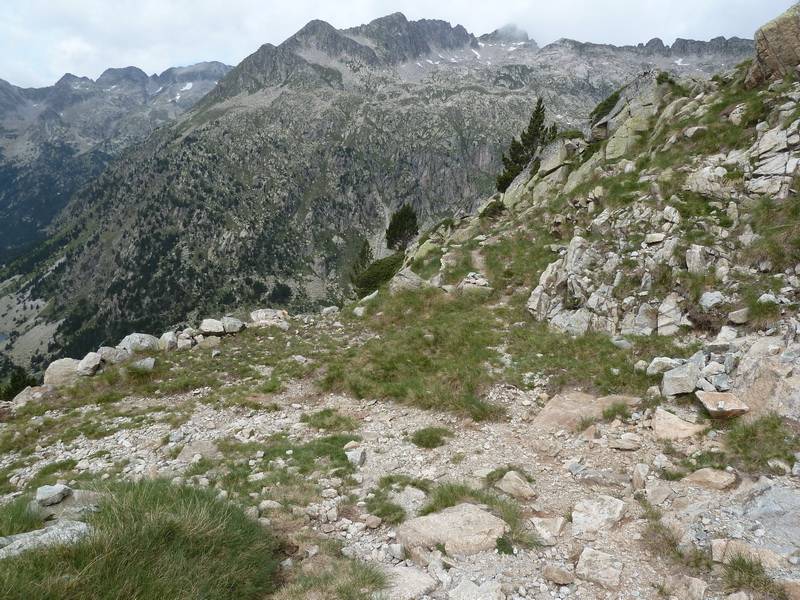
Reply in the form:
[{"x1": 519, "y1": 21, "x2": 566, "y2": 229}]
[
  {"x1": 396, "y1": 503, "x2": 507, "y2": 558},
  {"x1": 652, "y1": 407, "x2": 706, "y2": 440},
  {"x1": 532, "y1": 392, "x2": 640, "y2": 431},
  {"x1": 746, "y1": 4, "x2": 800, "y2": 88}
]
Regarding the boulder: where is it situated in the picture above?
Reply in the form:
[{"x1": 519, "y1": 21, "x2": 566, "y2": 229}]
[
  {"x1": 666, "y1": 575, "x2": 708, "y2": 600},
  {"x1": 250, "y1": 308, "x2": 290, "y2": 330},
  {"x1": 35, "y1": 484, "x2": 72, "y2": 506},
  {"x1": 345, "y1": 447, "x2": 366, "y2": 468},
  {"x1": 159, "y1": 331, "x2": 178, "y2": 351},
  {"x1": 529, "y1": 516, "x2": 566, "y2": 546},
  {"x1": 116, "y1": 333, "x2": 159, "y2": 354},
  {"x1": 746, "y1": 4, "x2": 800, "y2": 87},
  {"x1": 131, "y1": 357, "x2": 155, "y2": 372},
  {"x1": 653, "y1": 407, "x2": 706, "y2": 440},
  {"x1": 396, "y1": 503, "x2": 507, "y2": 558},
  {"x1": 728, "y1": 308, "x2": 750, "y2": 325},
  {"x1": 575, "y1": 547, "x2": 623, "y2": 589},
  {"x1": 221, "y1": 316, "x2": 245, "y2": 333},
  {"x1": 76, "y1": 352, "x2": 103, "y2": 377},
  {"x1": 384, "y1": 565, "x2": 437, "y2": 600},
  {"x1": 695, "y1": 391, "x2": 749, "y2": 418},
  {"x1": 572, "y1": 495, "x2": 626, "y2": 536},
  {"x1": 494, "y1": 471, "x2": 536, "y2": 500},
  {"x1": 389, "y1": 267, "x2": 428, "y2": 295},
  {"x1": 97, "y1": 346, "x2": 130, "y2": 364},
  {"x1": 532, "y1": 392, "x2": 640, "y2": 432},
  {"x1": 646, "y1": 357, "x2": 680, "y2": 376},
  {"x1": 684, "y1": 468, "x2": 736, "y2": 490},
  {"x1": 699, "y1": 291, "x2": 725, "y2": 311},
  {"x1": 0, "y1": 520, "x2": 90, "y2": 560},
  {"x1": 661, "y1": 362, "x2": 701, "y2": 397},
  {"x1": 43, "y1": 358, "x2": 80, "y2": 387},
  {"x1": 199, "y1": 319, "x2": 225, "y2": 335},
  {"x1": 657, "y1": 293, "x2": 683, "y2": 336},
  {"x1": 11, "y1": 385, "x2": 57, "y2": 409}
]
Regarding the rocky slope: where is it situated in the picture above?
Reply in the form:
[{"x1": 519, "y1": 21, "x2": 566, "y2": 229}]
[
  {"x1": 0, "y1": 61, "x2": 232, "y2": 261},
  {"x1": 0, "y1": 7, "x2": 798, "y2": 599},
  {"x1": 0, "y1": 14, "x2": 753, "y2": 371}
]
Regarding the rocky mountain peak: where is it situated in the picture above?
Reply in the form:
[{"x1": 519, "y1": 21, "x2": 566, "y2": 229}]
[
  {"x1": 479, "y1": 24, "x2": 533, "y2": 46},
  {"x1": 96, "y1": 66, "x2": 149, "y2": 87}
]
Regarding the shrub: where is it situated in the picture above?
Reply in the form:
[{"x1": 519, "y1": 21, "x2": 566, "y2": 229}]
[
  {"x1": 352, "y1": 253, "x2": 404, "y2": 297},
  {"x1": 410, "y1": 427, "x2": 453, "y2": 449},
  {"x1": 0, "y1": 480, "x2": 281, "y2": 600},
  {"x1": 602, "y1": 402, "x2": 631, "y2": 422},
  {"x1": 590, "y1": 88, "x2": 622, "y2": 125},
  {"x1": 723, "y1": 555, "x2": 788, "y2": 599}
]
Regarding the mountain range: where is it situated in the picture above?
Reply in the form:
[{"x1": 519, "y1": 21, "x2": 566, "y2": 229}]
[{"x1": 0, "y1": 12, "x2": 754, "y2": 373}]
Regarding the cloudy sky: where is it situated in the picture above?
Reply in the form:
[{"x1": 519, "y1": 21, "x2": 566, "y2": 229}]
[{"x1": 1, "y1": 0, "x2": 794, "y2": 87}]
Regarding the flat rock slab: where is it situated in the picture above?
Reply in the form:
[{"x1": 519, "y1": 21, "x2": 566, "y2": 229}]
[
  {"x1": 695, "y1": 391, "x2": 749, "y2": 418},
  {"x1": 576, "y1": 547, "x2": 623, "y2": 589},
  {"x1": 653, "y1": 407, "x2": 706, "y2": 440},
  {"x1": 447, "y1": 580, "x2": 504, "y2": 599},
  {"x1": 383, "y1": 565, "x2": 436, "y2": 600},
  {"x1": 0, "y1": 520, "x2": 90, "y2": 560},
  {"x1": 532, "y1": 392, "x2": 640, "y2": 431},
  {"x1": 572, "y1": 495, "x2": 626, "y2": 536},
  {"x1": 43, "y1": 358, "x2": 80, "y2": 387},
  {"x1": 396, "y1": 503, "x2": 507, "y2": 558},
  {"x1": 684, "y1": 468, "x2": 736, "y2": 490}
]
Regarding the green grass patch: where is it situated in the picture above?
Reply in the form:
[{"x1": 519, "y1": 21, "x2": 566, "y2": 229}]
[
  {"x1": 365, "y1": 475, "x2": 431, "y2": 525},
  {"x1": 726, "y1": 413, "x2": 799, "y2": 472},
  {"x1": 300, "y1": 409, "x2": 358, "y2": 432},
  {"x1": 602, "y1": 401, "x2": 631, "y2": 422},
  {"x1": 321, "y1": 289, "x2": 504, "y2": 420},
  {"x1": 410, "y1": 427, "x2": 453, "y2": 449},
  {"x1": 0, "y1": 495, "x2": 43, "y2": 537},
  {"x1": 484, "y1": 465, "x2": 534, "y2": 488},
  {"x1": 0, "y1": 480, "x2": 282, "y2": 600}
]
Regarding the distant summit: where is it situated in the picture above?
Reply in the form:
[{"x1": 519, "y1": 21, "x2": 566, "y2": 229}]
[{"x1": 479, "y1": 24, "x2": 535, "y2": 47}]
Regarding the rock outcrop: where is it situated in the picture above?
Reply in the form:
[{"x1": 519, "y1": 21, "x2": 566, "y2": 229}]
[{"x1": 746, "y1": 3, "x2": 800, "y2": 87}]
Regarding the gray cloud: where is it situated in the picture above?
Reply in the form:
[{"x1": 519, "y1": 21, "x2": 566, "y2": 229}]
[{"x1": 1, "y1": 0, "x2": 794, "y2": 87}]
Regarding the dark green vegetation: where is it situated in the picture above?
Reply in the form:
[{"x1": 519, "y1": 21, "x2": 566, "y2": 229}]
[
  {"x1": 0, "y1": 480, "x2": 282, "y2": 600},
  {"x1": 589, "y1": 88, "x2": 621, "y2": 125},
  {"x1": 410, "y1": 426, "x2": 453, "y2": 449},
  {"x1": 352, "y1": 253, "x2": 404, "y2": 298},
  {"x1": 0, "y1": 365, "x2": 37, "y2": 400},
  {"x1": 386, "y1": 204, "x2": 420, "y2": 251},
  {"x1": 497, "y1": 98, "x2": 558, "y2": 192}
]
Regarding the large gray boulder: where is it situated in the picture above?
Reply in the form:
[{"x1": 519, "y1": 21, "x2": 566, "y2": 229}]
[
  {"x1": 199, "y1": 319, "x2": 225, "y2": 335},
  {"x1": 572, "y1": 495, "x2": 626, "y2": 536},
  {"x1": 250, "y1": 308, "x2": 290, "y2": 330},
  {"x1": 0, "y1": 520, "x2": 90, "y2": 560},
  {"x1": 76, "y1": 352, "x2": 103, "y2": 377},
  {"x1": 389, "y1": 267, "x2": 428, "y2": 295},
  {"x1": 661, "y1": 362, "x2": 701, "y2": 397},
  {"x1": 97, "y1": 346, "x2": 130, "y2": 364},
  {"x1": 221, "y1": 316, "x2": 245, "y2": 333},
  {"x1": 158, "y1": 331, "x2": 178, "y2": 351},
  {"x1": 396, "y1": 503, "x2": 507, "y2": 558},
  {"x1": 43, "y1": 358, "x2": 80, "y2": 387},
  {"x1": 116, "y1": 333, "x2": 159, "y2": 354}
]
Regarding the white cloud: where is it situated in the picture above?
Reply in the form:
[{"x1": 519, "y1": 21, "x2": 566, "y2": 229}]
[{"x1": 0, "y1": 0, "x2": 794, "y2": 87}]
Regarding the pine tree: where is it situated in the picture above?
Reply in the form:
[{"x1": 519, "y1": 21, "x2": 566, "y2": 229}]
[
  {"x1": 386, "y1": 204, "x2": 419, "y2": 251},
  {"x1": 496, "y1": 98, "x2": 558, "y2": 193}
]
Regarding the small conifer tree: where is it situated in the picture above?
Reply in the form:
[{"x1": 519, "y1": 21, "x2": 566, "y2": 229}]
[
  {"x1": 496, "y1": 98, "x2": 558, "y2": 192},
  {"x1": 386, "y1": 204, "x2": 419, "y2": 250}
]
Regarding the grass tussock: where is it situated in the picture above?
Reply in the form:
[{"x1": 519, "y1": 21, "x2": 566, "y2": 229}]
[
  {"x1": 410, "y1": 427, "x2": 453, "y2": 449},
  {"x1": 638, "y1": 497, "x2": 711, "y2": 574},
  {"x1": 726, "y1": 413, "x2": 799, "y2": 472},
  {"x1": 0, "y1": 495, "x2": 43, "y2": 537},
  {"x1": 723, "y1": 555, "x2": 788, "y2": 599},
  {"x1": 366, "y1": 475, "x2": 431, "y2": 525},
  {"x1": 0, "y1": 480, "x2": 282, "y2": 600},
  {"x1": 300, "y1": 409, "x2": 358, "y2": 433}
]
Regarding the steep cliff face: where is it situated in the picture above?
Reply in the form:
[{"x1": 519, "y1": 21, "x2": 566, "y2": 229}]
[
  {"x1": 0, "y1": 62, "x2": 232, "y2": 261},
  {"x1": 0, "y1": 13, "x2": 753, "y2": 370}
]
